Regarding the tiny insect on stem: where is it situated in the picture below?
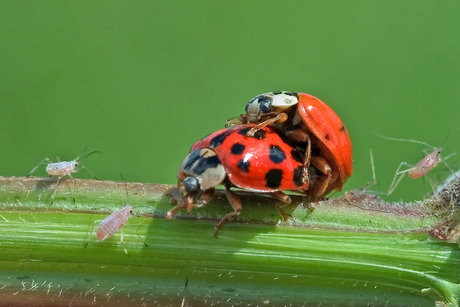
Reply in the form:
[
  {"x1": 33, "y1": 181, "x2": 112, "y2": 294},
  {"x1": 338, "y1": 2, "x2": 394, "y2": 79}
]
[
  {"x1": 90, "y1": 173, "x2": 148, "y2": 256},
  {"x1": 26, "y1": 150, "x2": 102, "y2": 204},
  {"x1": 377, "y1": 132, "x2": 457, "y2": 195}
]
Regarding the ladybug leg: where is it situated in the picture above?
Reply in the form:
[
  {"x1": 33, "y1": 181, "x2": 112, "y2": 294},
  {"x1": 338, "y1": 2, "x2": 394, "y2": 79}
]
[
  {"x1": 214, "y1": 185, "x2": 242, "y2": 237},
  {"x1": 167, "y1": 188, "x2": 216, "y2": 218},
  {"x1": 285, "y1": 129, "x2": 312, "y2": 186},
  {"x1": 247, "y1": 113, "x2": 288, "y2": 136},
  {"x1": 269, "y1": 191, "x2": 292, "y2": 221},
  {"x1": 308, "y1": 156, "x2": 333, "y2": 200},
  {"x1": 166, "y1": 197, "x2": 189, "y2": 219},
  {"x1": 190, "y1": 188, "x2": 215, "y2": 212}
]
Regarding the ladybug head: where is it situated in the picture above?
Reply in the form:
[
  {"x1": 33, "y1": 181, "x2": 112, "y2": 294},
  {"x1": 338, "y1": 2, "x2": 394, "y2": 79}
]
[
  {"x1": 245, "y1": 95, "x2": 272, "y2": 123},
  {"x1": 245, "y1": 91, "x2": 299, "y2": 123},
  {"x1": 177, "y1": 148, "x2": 227, "y2": 196},
  {"x1": 183, "y1": 176, "x2": 200, "y2": 194}
]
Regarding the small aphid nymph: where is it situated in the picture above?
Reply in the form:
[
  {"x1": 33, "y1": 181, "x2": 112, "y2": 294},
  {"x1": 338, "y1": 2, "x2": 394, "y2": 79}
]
[
  {"x1": 96, "y1": 205, "x2": 132, "y2": 241},
  {"x1": 90, "y1": 174, "x2": 148, "y2": 255},
  {"x1": 27, "y1": 151, "x2": 101, "y2": 204}
]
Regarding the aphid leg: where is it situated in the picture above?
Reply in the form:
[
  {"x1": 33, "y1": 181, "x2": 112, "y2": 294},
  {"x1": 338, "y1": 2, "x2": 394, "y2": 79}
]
[
  {"x1": 124, "y1": 223, "x2": 149, "y2": 247},
  {"x1": 214, "y1": 185, "x2": 242, "y2": 237},
  {"x1": 442, "y1": 152, "x2": 457, "y2": 176},
  {"x1": 49, "y1": 175, "x2": 64, "y2": 205},
  {"x1": 118, "y1": 227, "x2": 129, "y2": 256},
  {"x1": 386, "y1": 162, "x2": 414, "y2": 195},
  {"x1": 247, "y1": 113, "x2": 288, "y2": 137},
  {"x1": 286, "y1": 129, "x2": 312, "y2": 186},
  {"x1": 308, "y1": 156, "x2": 333, "y2": 200},
  {"x1": 362, "y1": 148, "x2": 378, "y2": 190},
  {"x1": 27, "y1": 157, "x2": 53, "y2": 176},
  {"x1": 83, "y1": 219, "x2": 101, "y2": 248},
  {"x1": 269, "y1": 191, "x2": 292, "y2": 221}
]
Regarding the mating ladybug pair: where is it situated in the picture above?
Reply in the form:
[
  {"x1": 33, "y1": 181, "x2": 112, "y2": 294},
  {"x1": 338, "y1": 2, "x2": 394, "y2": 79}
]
[{"x1": 167, "y1": 91, "x2": 353, "y2": 235}]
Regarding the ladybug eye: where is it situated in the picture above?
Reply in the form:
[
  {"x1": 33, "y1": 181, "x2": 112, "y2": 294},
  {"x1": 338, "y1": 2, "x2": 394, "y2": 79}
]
[
  {"x1": 258, "y1": 96, "x2": 271, "y2": 113},
  {"x1": 183, "y1": 176, "x2": 200, "y2": 194}
]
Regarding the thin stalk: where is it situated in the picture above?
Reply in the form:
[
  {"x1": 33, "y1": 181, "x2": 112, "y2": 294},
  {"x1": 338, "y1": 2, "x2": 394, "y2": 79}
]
[{"x1": 0, "y1": 175, "x2": 460, "y2": 306}]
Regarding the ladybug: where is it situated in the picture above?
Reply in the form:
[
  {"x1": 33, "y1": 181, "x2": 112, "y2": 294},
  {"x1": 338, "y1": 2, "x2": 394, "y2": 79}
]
[
  {"x1": 235, "y1": 91, "x2": 353, "y2": 199},
  {"x1": 167, "y1": 124, "x2": 309, "y2": 236}
]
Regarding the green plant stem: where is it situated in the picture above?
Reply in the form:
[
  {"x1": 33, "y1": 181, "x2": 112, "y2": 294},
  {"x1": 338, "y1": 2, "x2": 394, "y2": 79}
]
[{"x1": 0, "y1": 175, "x2": 460, "y2": 306}]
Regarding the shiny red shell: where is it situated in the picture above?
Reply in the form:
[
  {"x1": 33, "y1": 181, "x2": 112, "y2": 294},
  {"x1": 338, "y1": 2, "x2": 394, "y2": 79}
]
[
  {"x1": 191, "y1": 124, "x2": 308, "y2": 192},
  {"x1": 296, "y1": 93, "x2": 353, "y2": 189}
]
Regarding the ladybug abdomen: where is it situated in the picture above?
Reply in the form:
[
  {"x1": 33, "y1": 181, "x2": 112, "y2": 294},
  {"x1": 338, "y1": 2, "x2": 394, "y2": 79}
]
[{"x1": 191, "y1": 124, "x2": 307, "y2": 192}]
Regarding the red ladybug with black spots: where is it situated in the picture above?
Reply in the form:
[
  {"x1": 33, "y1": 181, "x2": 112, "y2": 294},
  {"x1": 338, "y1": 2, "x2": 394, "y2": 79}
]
[
  {"x1": 166, "y1": 124, "x2": 308, "y2": 236},
  {"x1": 234, "y1": 91, "x2": 353, "y2": 199}
]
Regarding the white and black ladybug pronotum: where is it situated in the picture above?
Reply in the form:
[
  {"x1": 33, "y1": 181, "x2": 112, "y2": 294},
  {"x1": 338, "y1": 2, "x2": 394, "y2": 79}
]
[{"x1": 166, "y1": 124, "x2": 309, "y2": 236}]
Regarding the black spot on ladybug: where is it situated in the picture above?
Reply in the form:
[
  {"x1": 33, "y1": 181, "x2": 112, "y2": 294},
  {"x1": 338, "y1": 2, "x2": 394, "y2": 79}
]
[
  {"x1": 290, "y1": 149, "x2": 303, "y2": 164},
  {"x1": 238, "y1": 127, "x2": 266, "y2": 139},
  {"x1": 239, "y1": 127, "x2": 251, "y2": 136},
  {"x1": 231, "y1": 143, "x2": 245, "y2": 155},
  {"x1": 293, "y1": 166, "x2": 303, "y2": 187},
  {"x1": 265, "y1": 169, "x2": 283, "y2": 189},
  {"x1": 325, "y1": 134, "x2": 330, "y2": 140},
  {"x1": 209, "y1": 131, "x2": 231, "y2": 148},
  {"x1": 272, "y1": 91, "x2": 282, "y2": 95},
  {"x1": 340, "y1": 125, "x2": 346, "y2": 133},
  {"x1": 285, "y1": 91, "x2": 297, "y2": 97},
  {"x1": 237, "y1": 159, "x2": 250, "y2": 172},
  {"x1": 253, "y1": 130, "x2": 266, "y2": 140},
  {"x1": 192, "y1": 155, "x2": 222, "y2": 175},
  {"x1": 269, "y1": 145, "x2": 286, "y2": 164}
]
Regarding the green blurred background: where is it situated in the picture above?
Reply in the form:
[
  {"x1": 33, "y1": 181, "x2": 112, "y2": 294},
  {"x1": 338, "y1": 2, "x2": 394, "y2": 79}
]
[{"x1": 1, "y1": 1, "x2": 459, "y2": 202}]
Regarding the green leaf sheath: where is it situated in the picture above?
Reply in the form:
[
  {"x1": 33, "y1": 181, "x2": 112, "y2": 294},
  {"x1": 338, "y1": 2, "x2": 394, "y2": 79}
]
[{"x1": 0, "y1": 176, "x2": 460, "y2": 306}]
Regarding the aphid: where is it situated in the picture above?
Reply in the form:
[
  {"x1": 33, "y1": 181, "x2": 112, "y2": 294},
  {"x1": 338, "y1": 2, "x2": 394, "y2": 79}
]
[
  {"x1": 96, "y1": 205, "x2": 133, "y2": 241},
  {"x1": 93, "y1": 174, "x2": 148, "y2": 255},
  {"x1": 27, "y1": 151, "x2": 101, "y2": 204},
  {"x1": 379, "y1": 134, "x2": 456, "y2": 195},
  {"x1": 167, "y1": 124, "x2": 309, "y2": 236},
  {"x1": 234, "y1": 91, "x2": 353, "y2": 199}
]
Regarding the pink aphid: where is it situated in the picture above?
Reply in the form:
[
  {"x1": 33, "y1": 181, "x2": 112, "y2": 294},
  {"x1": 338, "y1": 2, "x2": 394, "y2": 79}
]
[
  {"x1": 379, "y1": 134, "x2": 456, "y2": 195},
  {"x1": 407, "y1": 149, "x2": 442, "y2": 179},
  {"x1": 96, "y1": 205, "x2": 132, "y2": 241}
]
